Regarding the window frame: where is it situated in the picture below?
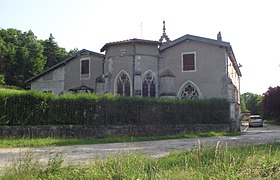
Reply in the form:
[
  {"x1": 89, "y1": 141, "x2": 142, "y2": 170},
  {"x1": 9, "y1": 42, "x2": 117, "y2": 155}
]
[
  {"x1": 142, "y1": 71, "x2": 156, "y2": 98},
  {"x1": 177, "y1": 80, "x2": 202, "y2": 99},
  {"x1": 181, "y1": 52, "x2": 196, "y2": 72},
  {"x1": 115, "y1": 70, "x2": 131, "y2": 96},
  {"x1": 80, "y1": 58, "x2": 90, "y2": 80}
]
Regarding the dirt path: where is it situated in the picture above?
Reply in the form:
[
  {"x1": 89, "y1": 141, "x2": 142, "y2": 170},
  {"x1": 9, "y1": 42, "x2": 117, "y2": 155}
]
[{"x1": 1, "y1": 124, "x2": 280, "y2": 170}]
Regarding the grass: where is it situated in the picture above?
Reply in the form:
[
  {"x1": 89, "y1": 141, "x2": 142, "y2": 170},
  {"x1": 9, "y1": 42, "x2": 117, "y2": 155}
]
[
  {"x1": 1, "y1": 142, "x2": 280, "y2": 179},
  {"x1": 0, "y1": 131, "x2": 240, "y2": 148}
]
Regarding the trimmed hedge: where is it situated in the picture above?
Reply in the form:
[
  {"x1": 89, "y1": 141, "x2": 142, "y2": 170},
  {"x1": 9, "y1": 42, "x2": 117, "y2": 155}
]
[{"x1": 0, "y1": 89, "x2": 230, "y2": 126}]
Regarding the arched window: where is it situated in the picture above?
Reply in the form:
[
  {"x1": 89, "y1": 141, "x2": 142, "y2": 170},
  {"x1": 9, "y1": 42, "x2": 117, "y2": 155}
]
[
  {"x1": 116, "y1": 72, "x2": 130, "y2": 96},
  {"x1": 180, "y1": 83, "x2": 200, "y2": 99},
  {"x1": 142, "y1": 71, "x2": 156, "y2": 97}
]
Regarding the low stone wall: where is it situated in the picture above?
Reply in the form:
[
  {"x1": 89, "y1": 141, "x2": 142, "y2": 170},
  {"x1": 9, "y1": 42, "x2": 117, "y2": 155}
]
[{"x1": 0, "y1": 124, "x2": 231, "y2": 138}]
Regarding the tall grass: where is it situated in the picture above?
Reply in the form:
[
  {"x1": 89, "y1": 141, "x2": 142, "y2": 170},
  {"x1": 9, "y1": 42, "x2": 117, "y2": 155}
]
[{"x1": 1, "y1": 143, "x2": 280, "y2": 179}]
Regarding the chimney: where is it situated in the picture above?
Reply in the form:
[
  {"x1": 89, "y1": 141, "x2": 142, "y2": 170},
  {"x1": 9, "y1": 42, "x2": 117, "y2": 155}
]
[{"x1": 217, "y1": 31, "x2": 222, "y2": 41}]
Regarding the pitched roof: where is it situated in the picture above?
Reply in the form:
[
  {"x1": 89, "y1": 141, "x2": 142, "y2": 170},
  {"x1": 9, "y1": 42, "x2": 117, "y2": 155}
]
[
  {"x1": 25, "y1": 49, "x2": 104, "y2": 83},
  {"x1": 160, "y1": 34, "x2": 231, "y2": 51},
  {"x1": 160, "y1": 34, "x2": 242, "y2": 76},
  {"x1": 100, "y1": 38, "x2": 160, "y2": 52}
]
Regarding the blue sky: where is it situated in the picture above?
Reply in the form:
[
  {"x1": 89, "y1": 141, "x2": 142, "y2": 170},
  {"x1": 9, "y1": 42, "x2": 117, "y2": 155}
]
[{"x1": 1, "y1": 0, "x2": 279, "y2": 94}]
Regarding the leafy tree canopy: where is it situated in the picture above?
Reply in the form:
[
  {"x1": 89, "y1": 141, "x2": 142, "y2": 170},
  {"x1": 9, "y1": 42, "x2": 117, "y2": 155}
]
[
  {"x1": 68, "y1": 48, "x2": 80, "y2": 57},
  {"x1": 0, "y1": 28, "x2": 79, "y2": 88},
  {"x1": 240, "y1": 95, "x2": 248, "y2": 112},
  {"x1": 0, "y1": 28, "x2": 46, "y2": 88},
  {"x1": 263, "y1": 86, "x2": 280, "y2": 119},
  {"x1": 241, "y1": 92, "x2": 263, "y2": 115},
  {"x1": 42, "y1": 33, "x2": 68, "y2": 69}
]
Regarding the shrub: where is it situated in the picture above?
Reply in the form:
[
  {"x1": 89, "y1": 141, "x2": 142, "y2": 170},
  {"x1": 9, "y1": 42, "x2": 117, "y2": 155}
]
[{"x1": 0, "y1": 90, "x2": 230, "y2": 126}]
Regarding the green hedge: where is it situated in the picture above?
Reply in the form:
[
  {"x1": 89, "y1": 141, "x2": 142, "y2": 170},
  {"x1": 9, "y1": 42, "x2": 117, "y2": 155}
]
[{"x1": 0, "y1": 89, "x2": 230, "y2": 126}]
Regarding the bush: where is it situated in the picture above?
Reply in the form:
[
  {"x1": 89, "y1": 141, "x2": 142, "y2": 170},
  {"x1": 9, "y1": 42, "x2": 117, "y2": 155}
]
[
  {"x1": 0, "y1": 90, "x2": 230, "y2": 126},
  {"x1": 0, "y1": 74, "x2": 5, "y2": 86}
]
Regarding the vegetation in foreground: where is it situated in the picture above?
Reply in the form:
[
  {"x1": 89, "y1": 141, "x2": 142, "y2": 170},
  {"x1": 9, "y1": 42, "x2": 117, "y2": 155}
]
[
  {"x1": 0, "y1": 131, "x2": 240, "y2": 148},
  {"x1": 1, "y1": 142, "x2": 280, "y2": 179}
]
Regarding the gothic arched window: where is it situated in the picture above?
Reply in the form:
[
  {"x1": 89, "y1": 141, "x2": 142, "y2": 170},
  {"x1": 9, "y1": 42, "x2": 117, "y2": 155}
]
[
  {"x1": 142, "y1": 72, "x2": 156, "y2": 97},
  {"x1": 116, "y1": 72, "x2": 130, "y2": 96},
  {"x1": 181, "y1": 83, "x2": 200, "y2": 99}
]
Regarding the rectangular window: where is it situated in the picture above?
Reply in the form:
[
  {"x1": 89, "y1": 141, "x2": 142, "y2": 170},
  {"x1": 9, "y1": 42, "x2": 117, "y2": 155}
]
[
  {"x1": 80, "y1": 58, "x2": 90, "y2": 79},
  {"x1": 182, "y1": 53, "x2": 195, "y2": 71},
  {"x1": 81, "y1": 59, "x2": 89, "y2": 74}
]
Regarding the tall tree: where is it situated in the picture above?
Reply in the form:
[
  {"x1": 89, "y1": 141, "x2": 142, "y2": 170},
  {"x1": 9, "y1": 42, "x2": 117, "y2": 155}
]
[
  {"x1": 42, "y1": 33, "x2": 68, "y2": 69},
  {"x1": 0, "y1": 28, "x2": 46, "y2": 88},
  {"x1": 263, "y1": 86, "x2": 280, "y2": 120}
]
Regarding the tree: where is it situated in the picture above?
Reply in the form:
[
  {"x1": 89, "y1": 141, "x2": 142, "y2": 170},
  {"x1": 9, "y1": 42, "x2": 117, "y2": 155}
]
[
  {"x1": 241, "y1": 92, "x2": 263, "y2": 115},
  {"x1": 240, "y1": 95, "x2": 248, "y2": 112},
  {"x1": 0, "y1": 37, "x2": 5, "y2": 86},
  {"x1": 68, "y1": 48, "x2": 79, "y2": 57},
  {"x1": 42, "y1": 34, "x2": 68, "y2": 69},
  {"x1": 263, "y1": 86, "x2": 280, "y2": 120},
  {"x1": 0, "y1": 28, "x2": 46, "y2": 88}
]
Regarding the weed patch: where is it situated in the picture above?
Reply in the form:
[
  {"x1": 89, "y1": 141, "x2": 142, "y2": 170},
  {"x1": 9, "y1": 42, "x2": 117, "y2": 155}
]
[{"x1": 1, "y1": 143, "x2": 280, "y2": 179}]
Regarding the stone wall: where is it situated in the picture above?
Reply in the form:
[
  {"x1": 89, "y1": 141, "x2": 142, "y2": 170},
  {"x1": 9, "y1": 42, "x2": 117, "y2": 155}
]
[{"x1": 0, "y1": 124, "x2": 230, "y2": 138}]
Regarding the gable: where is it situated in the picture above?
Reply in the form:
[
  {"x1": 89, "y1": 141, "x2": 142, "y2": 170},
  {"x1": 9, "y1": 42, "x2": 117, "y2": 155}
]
[
  {"x1": 160, "y1": 34, "x2": 241, "y2": 77},
  {"x1": 25, "y1": 49, "x2": 104, "y2": 84},
  {"x1": 160, "y1": 34, "x2": 231, "y2": 51}
]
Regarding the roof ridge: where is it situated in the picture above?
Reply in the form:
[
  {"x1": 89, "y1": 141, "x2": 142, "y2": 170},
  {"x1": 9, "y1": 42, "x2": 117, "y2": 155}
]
[
  {"x1": 160, "y1": 33, "x2": 231, "y2": 51},
  {"x1": 25, "y1": 49, "x2": 104, "y2": 83},
  {"x1": 100, "y1": 38, "x2": 160, "y2": 52}
]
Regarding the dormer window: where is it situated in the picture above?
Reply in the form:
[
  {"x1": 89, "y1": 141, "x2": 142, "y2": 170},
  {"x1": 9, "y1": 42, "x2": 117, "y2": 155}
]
[
  {"x1": 80, "y1": 58, "x2": 90, "y2": 79},
  {"x1": 182, "y1": 52, "x2": 196, "y2": 72}
]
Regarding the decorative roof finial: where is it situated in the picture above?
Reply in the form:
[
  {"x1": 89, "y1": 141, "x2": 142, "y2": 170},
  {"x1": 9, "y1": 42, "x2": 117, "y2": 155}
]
[{"x1": 159, "y1": 20, "x2": 170, "y2": 43}]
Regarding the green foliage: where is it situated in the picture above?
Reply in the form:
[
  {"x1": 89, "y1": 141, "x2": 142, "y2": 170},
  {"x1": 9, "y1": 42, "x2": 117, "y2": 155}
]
[
  {"x1": 0, "y1": 91, "x2": 230, "y2": 126},
  {"x1": 1, "y1": 143, "x2": 280, "y2": 179},
  {"x1": 0, "y1": 74, "x2": 5, "y2": 86},
  {"x1": 263, "y1": 86, "x2": 280, "y2": 121},
  {"x1": 0, "y1": 28, "x2": 79, "y2": 89},
  {"x1": 240, "y1": 95, "x2": 248, "y2": 112},
  {"x1": 241, "y1": 92, "x2": 263, "y2": 115},
  {"x1": 0, "y1": 28, "x2": 46, "y2": 88},
  {"x1": 41, "y1": 33, "x2": 68, "y2": 69},
  {"x1": 68, "y1": 48, "x2": 79, "y2": 57}
]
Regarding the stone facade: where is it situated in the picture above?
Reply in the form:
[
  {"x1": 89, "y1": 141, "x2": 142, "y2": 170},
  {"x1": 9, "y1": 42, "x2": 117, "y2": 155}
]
[
  {"x1": 31, "y1": 66, "x2": 65, "y2": 94},
  {"x1": 26, "y1": 49, "x2": 104, "y2": 94},
  {"x1": 26, "y1": 24, "x2": 241, "y2": 129}
]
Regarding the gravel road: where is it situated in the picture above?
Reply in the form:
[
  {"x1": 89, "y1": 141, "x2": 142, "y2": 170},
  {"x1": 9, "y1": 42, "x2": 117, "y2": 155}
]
[{"x1": 0, "y1": 124, "x2": 280, "y2": 170}]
